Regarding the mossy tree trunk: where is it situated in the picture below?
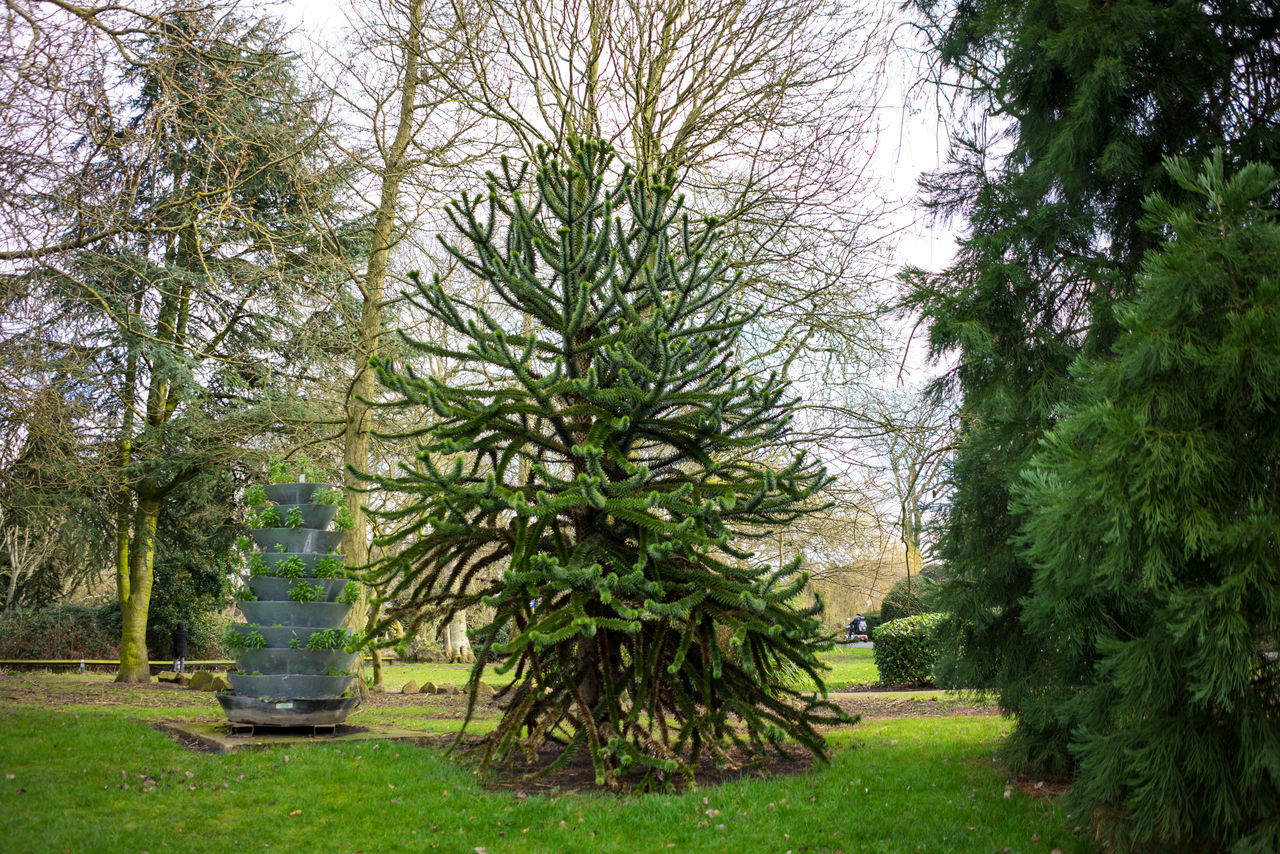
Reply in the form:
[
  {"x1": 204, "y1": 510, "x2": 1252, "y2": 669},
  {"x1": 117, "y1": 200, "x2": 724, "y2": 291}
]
[{"x1": 116, "y1": 496, "x2": 160, "y2": 682}]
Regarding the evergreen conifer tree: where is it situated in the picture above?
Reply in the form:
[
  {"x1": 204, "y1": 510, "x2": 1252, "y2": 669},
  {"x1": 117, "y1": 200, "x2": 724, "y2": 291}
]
[
  {"x1": 1016, "y1": 154, "x2": 1280, "y2": 851},
  {"x1": 4, "y1": 2, "x2": 355, "y2": 680},
  {"x1": 904, "y1": 0, "x2": 1280, "y2": 772},
  {"x1": 365, "y1": 142, "x2": 849, "y2": 787}
]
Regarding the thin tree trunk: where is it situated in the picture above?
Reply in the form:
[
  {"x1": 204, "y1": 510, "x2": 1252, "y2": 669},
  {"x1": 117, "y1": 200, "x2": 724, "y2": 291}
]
[{"x1": 362, "y1": 584, "x2": 387, "y2": 688}]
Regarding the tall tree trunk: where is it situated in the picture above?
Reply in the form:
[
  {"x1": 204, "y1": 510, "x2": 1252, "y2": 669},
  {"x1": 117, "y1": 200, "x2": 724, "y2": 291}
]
[
  {"x1": 114, "y1": 240, "x2": 182, "y2": 682},
  {"x1": 114, "y1": 300, "x2": 142, "y2": 620},
  {"x1": 343, "y1": 0, "x2": 422, "y2": 570},
  {"x1": 342, "y1": 0, "x2": 426, "y2": 694},
  {"x1": 116, "y1": 495, "x2": 160, "y2": 682}
]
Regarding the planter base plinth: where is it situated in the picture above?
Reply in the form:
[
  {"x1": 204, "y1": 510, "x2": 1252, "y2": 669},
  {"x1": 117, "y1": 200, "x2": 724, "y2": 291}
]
[
  {"x1": 217, "y1": 693, "x2": 360, "y2": 727},
  {"x1": 228, "y1": 721, "x2": 337, "y2": 738}
]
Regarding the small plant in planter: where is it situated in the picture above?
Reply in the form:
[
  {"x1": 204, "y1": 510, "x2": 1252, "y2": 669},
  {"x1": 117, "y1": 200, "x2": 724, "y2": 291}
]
[
  {"x1": 288, "y1": 581, "x2": 325, "y2": 603},
  {"x1": 245, "y1": 630, "x2": 268, "y2": 649},
  {"x1": 300, "y1": 458, "x2": 327, "y2": 483},
  {"x1": 305, "y1": 628, "x2": 344, "y2": 650},
  {"x1": 338, "y1": 581, "x2": 361, "y2": 605},
  {"x1": 314, "y1": 554, "x2": 345, "y2": 579},
  {"x1": 276, "y1": 555, "x2": 306, "y2": 579},
  {"x1": 333, "y1": 506, "x2": 355, "y2": 532},
  {"x1": 284, "y1": 506, "x2": 306, "y2": 529},
  {"x1": 311, "y1": 486, "x2": 343, "y2": 507},
  {"x1": 268, "y1": 455, "x2": 292, "y2": 484},
  {"x1": 224, "y1": 627, "x2": 248, "y2": 650},
  {"x1": 232, "y1": 584, "x2": 258, "y2": 602},
  {"x1": 246, "y1": 552, "x2": 268, "y2": 575},
  {"x1": 244, "y1": 484, "x2": 268, "y2": 509},
  {"x1": 249, "y1": 507, "x2": 282, "y2": 528},
  {"x1": 289, "y1": 637, "x2": 301, "y2": 649},
  {"x1": 306, "y1": 628, "x2": 364, "y2": 652}
]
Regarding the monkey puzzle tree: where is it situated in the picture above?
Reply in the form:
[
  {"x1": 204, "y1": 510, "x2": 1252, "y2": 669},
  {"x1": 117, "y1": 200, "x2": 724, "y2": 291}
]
[{"x1": 365, "y1": 142, "x2": 850, "y2": 787}]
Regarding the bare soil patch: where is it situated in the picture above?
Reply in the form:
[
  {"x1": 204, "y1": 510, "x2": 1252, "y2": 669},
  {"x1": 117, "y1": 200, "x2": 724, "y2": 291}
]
[
  {"x1": 473, "y1": 739, "x2": 818, "y2": 795},
  {"x1": 829, "y1": 692, "x2": 1000, "y2": 718}
]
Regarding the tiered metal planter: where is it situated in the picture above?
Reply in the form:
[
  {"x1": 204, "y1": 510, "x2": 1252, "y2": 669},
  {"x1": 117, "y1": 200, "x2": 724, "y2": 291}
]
[{"x1": 218, "y1": 482, "x2": 360, "y2": 730}]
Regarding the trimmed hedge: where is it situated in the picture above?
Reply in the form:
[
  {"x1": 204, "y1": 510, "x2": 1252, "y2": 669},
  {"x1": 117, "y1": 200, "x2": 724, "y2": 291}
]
[{"x1": 872, "y1": 612, "x2": 945, "y2": 686}]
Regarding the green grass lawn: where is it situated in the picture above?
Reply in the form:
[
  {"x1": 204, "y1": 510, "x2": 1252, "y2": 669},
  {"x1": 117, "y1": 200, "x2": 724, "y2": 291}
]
[
  {"x1": 0, "y1": 706, "x2": 1086, "y2": 853},
  {"x1": 0, "y1": 651, "x2": 1077, "y2": 853},
  {"x1": 815, "y1": 645, "x2": 880, "y2": 689},
  {"x1": 376, "y1": 645, "x2": 880, "y2": 693}
]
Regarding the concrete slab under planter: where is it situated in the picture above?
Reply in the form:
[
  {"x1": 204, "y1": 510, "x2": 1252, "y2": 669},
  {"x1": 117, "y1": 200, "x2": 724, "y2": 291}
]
[{"x1": 159, "y1": 720, "x2": 437, "y2": 754}]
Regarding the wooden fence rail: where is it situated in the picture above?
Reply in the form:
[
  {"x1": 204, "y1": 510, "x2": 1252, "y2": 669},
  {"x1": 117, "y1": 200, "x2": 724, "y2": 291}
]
[{"x1": 0, "y1": 657, "x2": 388, "y2": 674}]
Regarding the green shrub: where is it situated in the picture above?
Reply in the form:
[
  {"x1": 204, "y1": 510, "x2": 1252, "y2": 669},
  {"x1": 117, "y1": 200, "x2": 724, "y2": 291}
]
[
  {"x1": 223, "y1": 626, "x2": 247, "y2": 650},
  {"x1": 246, "y1": 552, "x2": 267, "y2": 575},
  {"x1": 305, "y1": 628, "x2": 362, "y2": 652},
  {"x1": 872, "y1": 613, "x2": 945, "y2": 686},
  {"x1": 0, "y1": 603, "x2": 119, "y2": 659}
]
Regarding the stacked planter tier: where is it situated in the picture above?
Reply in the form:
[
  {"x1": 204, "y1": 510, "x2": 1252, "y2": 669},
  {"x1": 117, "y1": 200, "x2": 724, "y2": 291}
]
[{"x1": 217, "y1": 482, "x2": 360, "y2": 728}]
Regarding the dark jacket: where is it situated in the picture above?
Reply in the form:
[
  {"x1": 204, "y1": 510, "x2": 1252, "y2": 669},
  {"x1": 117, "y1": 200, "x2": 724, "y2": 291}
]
[{"x1": 171, "y1": 624, "x2": 188, "y2": 658}]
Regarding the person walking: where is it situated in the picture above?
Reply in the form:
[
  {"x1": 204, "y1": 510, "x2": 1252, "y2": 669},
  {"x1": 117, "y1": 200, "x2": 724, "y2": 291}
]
[{"x1": 171, "y1": 621, "x2": 188, "y2": 675}]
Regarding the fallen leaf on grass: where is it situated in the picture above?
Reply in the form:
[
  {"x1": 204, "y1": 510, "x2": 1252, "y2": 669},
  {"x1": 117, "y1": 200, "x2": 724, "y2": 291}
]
[{"x1": 289, "y1": 809, "x2": 301, "y2": 817}]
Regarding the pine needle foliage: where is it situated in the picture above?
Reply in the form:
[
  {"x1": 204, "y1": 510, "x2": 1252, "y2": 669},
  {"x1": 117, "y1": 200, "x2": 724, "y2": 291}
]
[
  {"x1": 363, "y1": 142, "x2": 849, "y2": 787},
  {"x1": 904, "y1": 0, "x2": 1280, "y2": 777},
  {"x1": 1016, "y1": 154, "x2": 1280, "y2": 852}
]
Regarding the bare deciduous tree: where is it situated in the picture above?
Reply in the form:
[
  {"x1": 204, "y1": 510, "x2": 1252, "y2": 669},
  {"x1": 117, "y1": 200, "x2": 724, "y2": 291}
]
[{"x1": 423, "y1": 0, "x2": 895, "y2": 383}]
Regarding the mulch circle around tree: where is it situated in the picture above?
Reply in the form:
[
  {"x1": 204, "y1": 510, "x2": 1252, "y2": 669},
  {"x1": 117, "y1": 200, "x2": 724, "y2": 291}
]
[{"x1": 435, "y1": 733, "x2": 819, "y2": 795}]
